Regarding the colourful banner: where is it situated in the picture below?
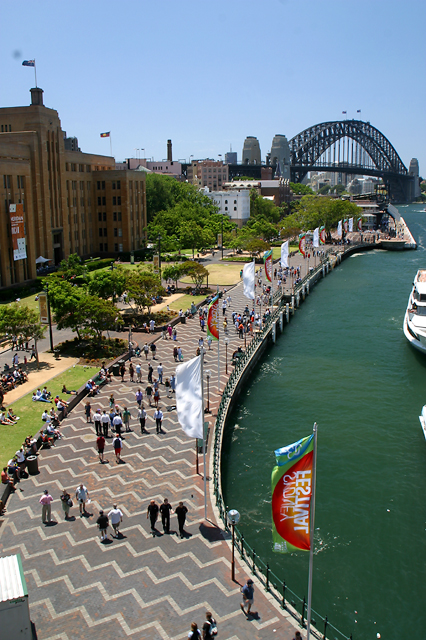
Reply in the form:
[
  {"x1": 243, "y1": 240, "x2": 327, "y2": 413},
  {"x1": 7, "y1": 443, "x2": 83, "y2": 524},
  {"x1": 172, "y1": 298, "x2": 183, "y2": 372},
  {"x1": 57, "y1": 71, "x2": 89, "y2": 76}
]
[
  {"x1": 319, "y1": 226, "x2": 326, "y2": 245},
  {"x1": 264, "y1": 249, "x2": 273, "y2": 282},
  {"x1": 207, "y1": 295, "x2": 219, "y2": 340},
  {"x1": 343, "y1": 219, "x2": 348, "y2": 233},
  {"x1": 271, "y1": 434, "x2": 314, "y2": 553},
  {"x1": 9, "y1": 204, "x2": 27, "y2": 261},
  {"x1": 298, "y1": 233, "x2": 306, "y2": 257},
  {"x1": 358, "y1": 218, "x2": 362, "y2": 231}
]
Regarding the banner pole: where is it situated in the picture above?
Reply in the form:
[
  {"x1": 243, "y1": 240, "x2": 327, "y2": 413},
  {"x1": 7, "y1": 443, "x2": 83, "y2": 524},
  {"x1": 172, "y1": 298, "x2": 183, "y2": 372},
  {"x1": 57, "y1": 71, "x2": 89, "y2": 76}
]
[
  {"x1": 200, "y1": 349, "x2": 207, "y2": 520},
  {"x1": 306, "y1": 422, "x2": 318, "y2": 640},
  {"x1": 34, "y1": 61, "x2": 37, "y2": 88},
  {"x1": 110, "y1": 134, "x2": 113, "y2": 158}
]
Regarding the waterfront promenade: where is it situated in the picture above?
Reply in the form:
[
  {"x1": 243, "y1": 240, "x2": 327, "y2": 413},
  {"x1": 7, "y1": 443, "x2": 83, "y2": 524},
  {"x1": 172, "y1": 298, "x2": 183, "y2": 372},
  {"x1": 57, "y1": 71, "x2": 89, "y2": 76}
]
[{"x1": 0, "y1": 264, "x2": 320, "y2": 640}]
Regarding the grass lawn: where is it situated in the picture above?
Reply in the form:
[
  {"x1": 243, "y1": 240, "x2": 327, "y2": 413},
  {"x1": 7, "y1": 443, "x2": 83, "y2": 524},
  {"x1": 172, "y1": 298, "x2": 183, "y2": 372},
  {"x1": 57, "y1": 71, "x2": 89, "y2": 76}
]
[
  {"x1": 1, "y1": 293, "x2": 41, "y2": 315},
  {"x1": 181, "y1": 263, "x2": 242, "y2": 286},
  {"x1": 1, "y1": 365, "x2": 97, "y2": 467},
  {"x1": 272, "y1": 244, "x2": 299, "y2": 259},
  {"x1": 168, "y1": 294, "x2": 207, "y2": 312}
]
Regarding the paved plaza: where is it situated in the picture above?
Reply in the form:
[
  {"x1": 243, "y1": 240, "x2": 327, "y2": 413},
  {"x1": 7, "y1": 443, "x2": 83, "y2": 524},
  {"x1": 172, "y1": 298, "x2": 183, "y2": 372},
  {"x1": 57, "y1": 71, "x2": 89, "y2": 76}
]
[{"x1": 0, "y1": 266, "x2": 315, "y2": 640}]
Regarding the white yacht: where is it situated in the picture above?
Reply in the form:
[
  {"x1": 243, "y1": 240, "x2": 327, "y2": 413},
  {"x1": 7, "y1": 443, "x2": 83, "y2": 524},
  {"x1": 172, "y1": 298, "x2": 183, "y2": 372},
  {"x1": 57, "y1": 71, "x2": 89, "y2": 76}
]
[{"x1": 403, "y1": 270, "x2": 426, "y2": 353}]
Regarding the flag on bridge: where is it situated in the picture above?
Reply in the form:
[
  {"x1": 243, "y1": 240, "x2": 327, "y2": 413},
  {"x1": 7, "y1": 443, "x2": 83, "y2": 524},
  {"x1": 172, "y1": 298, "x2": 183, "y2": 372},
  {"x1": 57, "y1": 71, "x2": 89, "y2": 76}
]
[
  {"x1": 243, "y1": 261, "x2": 255, "y2": 300},
  {"x1": 176, "y1": 355, "x2": 203, "y2": 439},
  {"x1": 264, "y1": 249, "x2": 273, "y2": 282},
  {"x1": 207, "y1": 295, "x2": 219, "y2": 341},
  {"x1": 272, "y1": 434, "x2": 315, "y2": 553},
  {"x1": 298, "y1": 233, "x2": 306, "y2": 257},
  {"x1": 280, "y1": 241, "x2": 289, "y2": 268}
]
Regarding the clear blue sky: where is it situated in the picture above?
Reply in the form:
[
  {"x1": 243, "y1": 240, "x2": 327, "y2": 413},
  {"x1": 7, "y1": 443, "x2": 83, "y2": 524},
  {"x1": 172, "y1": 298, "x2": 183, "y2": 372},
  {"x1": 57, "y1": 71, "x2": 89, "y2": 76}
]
[{"x1": 2, "y1": 0, "x2": 425, "y2": 175}]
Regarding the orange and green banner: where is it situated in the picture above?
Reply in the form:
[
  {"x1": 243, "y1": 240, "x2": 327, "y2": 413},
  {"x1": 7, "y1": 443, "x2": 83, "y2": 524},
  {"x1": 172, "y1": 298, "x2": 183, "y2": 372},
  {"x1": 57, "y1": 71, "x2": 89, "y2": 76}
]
[
  {"x1": 319, "y1": 226, "x2": 326, "y2": 245},
  {"x1": 298, "y1": 233, "x2": 306, "y2": 257},
  {"x1": 264, "y1": 249, "x2": 273, "y2": 282},
  {"x1": 207, "y1": 295, "x2": 219, "y2": 340},
  {"x1": 271, "y1": 434, "x2": 314, "y2": 553}
]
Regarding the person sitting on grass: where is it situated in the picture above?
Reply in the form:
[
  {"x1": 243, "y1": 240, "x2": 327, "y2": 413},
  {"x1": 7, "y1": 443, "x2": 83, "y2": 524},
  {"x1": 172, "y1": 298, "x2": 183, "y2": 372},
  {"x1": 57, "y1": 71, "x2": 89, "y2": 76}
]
[
  {"x1": 6, "y1": 407, "x2": 19, "y2": 423},
  {"x1": 62, "y1": 384, "x2": 77, "y2": 395},
  {"x1": 33, "y1": 389, "x2": 51, "y2": 403},
  {"x1": 0, "y1": 411, "x2": 16, "y2": 425}
]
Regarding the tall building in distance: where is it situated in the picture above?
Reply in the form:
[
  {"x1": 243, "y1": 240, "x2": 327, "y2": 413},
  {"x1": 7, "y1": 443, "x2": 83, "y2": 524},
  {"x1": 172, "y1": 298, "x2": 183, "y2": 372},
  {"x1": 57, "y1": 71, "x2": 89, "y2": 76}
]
[
  {"x1": 225, "y1": 150, "x2": 237, "y2": 164},
  {"x1": 0, "y1": 88, "x2": 146, "y2": 287},
  {"x1": 187, "y1": 160, "x2": 229, "y2": 191}
]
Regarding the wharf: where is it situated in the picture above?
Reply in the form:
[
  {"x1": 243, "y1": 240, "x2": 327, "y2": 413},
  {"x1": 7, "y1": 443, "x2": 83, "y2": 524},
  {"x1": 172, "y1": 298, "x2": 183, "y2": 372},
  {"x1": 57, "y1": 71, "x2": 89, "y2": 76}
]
[{"x1": 0, "y1": 271, "x2": 314, "y2": 639}]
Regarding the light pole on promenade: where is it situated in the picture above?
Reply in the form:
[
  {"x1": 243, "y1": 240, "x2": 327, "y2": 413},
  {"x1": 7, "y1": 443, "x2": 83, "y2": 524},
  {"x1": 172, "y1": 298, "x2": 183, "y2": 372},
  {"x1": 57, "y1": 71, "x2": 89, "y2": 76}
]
[{"x1": 227, "y1": 509, "x2": 240, "y2": 582}]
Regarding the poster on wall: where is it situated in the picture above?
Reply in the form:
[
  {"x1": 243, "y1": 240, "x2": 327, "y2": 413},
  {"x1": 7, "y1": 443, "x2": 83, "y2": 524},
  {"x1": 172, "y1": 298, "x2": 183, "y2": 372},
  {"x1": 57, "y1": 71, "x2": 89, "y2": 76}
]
[{"x1": 9, "y1": 204, "x2": 27, "y2": 261}]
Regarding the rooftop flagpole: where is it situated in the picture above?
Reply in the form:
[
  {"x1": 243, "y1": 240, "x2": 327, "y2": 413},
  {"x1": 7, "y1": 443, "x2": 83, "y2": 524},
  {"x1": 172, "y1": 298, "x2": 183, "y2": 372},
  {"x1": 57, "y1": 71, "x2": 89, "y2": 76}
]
[
  {"x1": 34, "y1": 60, "x2": 37, "y2": 88},
  {"x1": 306, "y1": 422, "x2": 318, "y2": 640}
]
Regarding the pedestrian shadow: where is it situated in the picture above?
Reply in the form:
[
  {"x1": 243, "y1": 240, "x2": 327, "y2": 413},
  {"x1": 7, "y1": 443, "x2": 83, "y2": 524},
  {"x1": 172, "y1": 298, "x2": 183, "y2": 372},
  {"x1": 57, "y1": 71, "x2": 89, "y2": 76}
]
[
  {"x1": 65, "y1": 515, "x2": 76, "y2": 522},
  {"x1": 101, "y1": 537, "x2": 113, "y2": 545},
  {"x1": 151, "y1": 528, "x2": 163, "y2": 537},
  {"x1": 113, "y1": 531, "x2": 127, "y2": 540},
  {"x1": 246, "y1": 611, "x2": 260, "y2": 621},
  {"x1": 44, "y1": 521, "x2": 57, "y2": 527},
  {"x1": 199, "y1": 522, "x2": 226, "y2": 542}
]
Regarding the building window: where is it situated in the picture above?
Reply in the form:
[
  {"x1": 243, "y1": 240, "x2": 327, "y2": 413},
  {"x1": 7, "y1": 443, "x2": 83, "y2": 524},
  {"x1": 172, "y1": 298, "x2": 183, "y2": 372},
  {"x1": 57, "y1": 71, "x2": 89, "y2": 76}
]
[
  {"x1": 225, "y1": 200, "x2": 228, "y2": 204},
  {"x1": 234, "y1": 207, "x2": 237, "y2": 211},
  {"x1": 99, "y1": 228, "x2": 103, "y2": 237},
  {"x1": 98, "y1": 197, "x2": 101, "y2": 205},
  {"x1": 114, "y1": 243, "x2": 118, "y2": 252},
  {"x1": 97, "y1": 181, "x2": 101, "y2": 190},
  {"x1": 103, "y1": 228, "x2": 107, "y2": 236},
  {"x1": 119, "y1": 243, "x2": 123, "y2": 252},
  {"x1": 225, "y1": 206, "x2": 228, "y2": 211},
  {"x1": 114, "y1": 228, "x2": 118, "y2": 237},
  {"x1": 103, "y1": 212, "x2": 106, "y2": 221},
  {"x1": 118, "y1": 228, "x2": 122, "y2": 237},
  {"x1": 234, "y1": 200, "x2": 237, "y2": 204},
  {"x1": 118, "y1": 211, "x2": 122, "y2": 221},
  {"x1": 112, "y1": 182, "x2": 116, "y2": 190},
  {"x1": 117, "y1": 180, "x2": 121, "y2": 189},
  {"x1": 99, "y1": 243, "x2": 103, "y2": 251},
  {"x1": 113, "y1": 197, "x2": 116, "y2": 205},
  {"x1": 113, "y1": 212, "x2": 117, "y2": 221},
  {"x1": 117, "y1": 196, "x2": 121, "y2": 205},
  {"x1": 98, "y1": 212, "x2": 102, "y2": 222},
  {"x1": 102, "y1": 196, "x2": 106, "y2": 205},
  {"x1": 102, "y1": 181, "x2": 105, "y2": 189}
]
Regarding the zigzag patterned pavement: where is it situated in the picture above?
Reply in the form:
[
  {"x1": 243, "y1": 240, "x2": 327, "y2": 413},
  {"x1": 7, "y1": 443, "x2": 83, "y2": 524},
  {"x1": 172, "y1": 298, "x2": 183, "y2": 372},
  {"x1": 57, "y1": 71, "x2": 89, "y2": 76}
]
[{"x1": 0, "y1": 279, "x2": 300, "y2": 640}]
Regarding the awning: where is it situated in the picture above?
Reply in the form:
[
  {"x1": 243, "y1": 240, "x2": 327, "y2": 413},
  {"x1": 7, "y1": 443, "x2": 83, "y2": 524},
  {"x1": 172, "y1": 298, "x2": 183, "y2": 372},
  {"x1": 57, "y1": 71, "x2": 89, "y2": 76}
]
[{"x1": 35, "y1": 256, "x2": 50, "y2": 264}]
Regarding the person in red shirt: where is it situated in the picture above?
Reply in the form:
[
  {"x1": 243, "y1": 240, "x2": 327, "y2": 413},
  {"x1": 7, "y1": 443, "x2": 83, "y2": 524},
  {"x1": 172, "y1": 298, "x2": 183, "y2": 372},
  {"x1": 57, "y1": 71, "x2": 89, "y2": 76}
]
[{"x1": 96, "y1": 434, "x2": 105, "y2": 463}]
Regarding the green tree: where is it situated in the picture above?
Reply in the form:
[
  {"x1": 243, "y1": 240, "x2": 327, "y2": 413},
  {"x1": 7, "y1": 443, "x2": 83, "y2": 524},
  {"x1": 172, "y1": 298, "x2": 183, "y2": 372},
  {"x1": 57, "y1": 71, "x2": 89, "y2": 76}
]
[
  {"x1": 59, "y1": 253, "x2": 84, "y2": 279},
  {"x1": 0, "y1": 304, "x2": 46, "y2": 369},
  {"x1": 181, "y1": 261, "x2": 208, "y2": 292},
  {"x1": 289, "y1": 182, "x2": 314, "y2": 195},
  {"x1": 245, "y1": 238, "x2": 270, "y2": 256},
  {"x1": 162, "y1": 264, "x2": 185, "y2": 288},
  {"x1": 127, "y1": 267, "x2": 163, "y2": 316},
  {"x1": 87, "y1": 266, "x2": 127, "y2": 300}
]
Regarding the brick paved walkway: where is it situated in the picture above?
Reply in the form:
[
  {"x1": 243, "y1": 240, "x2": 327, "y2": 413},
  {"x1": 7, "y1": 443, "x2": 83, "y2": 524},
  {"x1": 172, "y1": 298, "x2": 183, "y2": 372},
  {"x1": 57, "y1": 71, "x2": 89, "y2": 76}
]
[{"x1": 0, "y1": 275, "x2": 309, "y2": 640}]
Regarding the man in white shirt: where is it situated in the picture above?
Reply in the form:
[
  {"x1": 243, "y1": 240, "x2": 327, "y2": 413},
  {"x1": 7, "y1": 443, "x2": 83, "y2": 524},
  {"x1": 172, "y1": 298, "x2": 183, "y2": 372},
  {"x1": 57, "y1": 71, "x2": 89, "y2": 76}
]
[
  {"x1": 138, "y1": 406, "x2": 148, "y2": 434},
  {"x1": 93, "y1": 409, "x2": 102, "y2": 436},
  {"x1": 75, "y1": 483, "x2": 89, "y2": 516},
  {"x1": 101, "y1": 410, "x2": 110, "y2": 437},
  {"x1": 157, "y1": 363, "x2": 163, "y2": 384},
  {"x1": 154, "y1": 407, "x2": 163, "y2": 434},
  {"x1": 136, "y1": 362, "x2": 142, "y2": 382},
  {"x1": 113, "y1": 413, "x2": 123, "y2": 436},
  {"x1": 108, "y1": 504, "x2": 123, "y2": 537}
]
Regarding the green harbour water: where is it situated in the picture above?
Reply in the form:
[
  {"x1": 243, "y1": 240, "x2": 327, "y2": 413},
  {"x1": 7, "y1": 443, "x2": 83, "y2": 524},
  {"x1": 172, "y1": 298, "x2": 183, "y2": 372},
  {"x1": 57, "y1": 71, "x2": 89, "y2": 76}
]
[{"x1": 222, "y1": 204, "x2": 426, "y2": 639}]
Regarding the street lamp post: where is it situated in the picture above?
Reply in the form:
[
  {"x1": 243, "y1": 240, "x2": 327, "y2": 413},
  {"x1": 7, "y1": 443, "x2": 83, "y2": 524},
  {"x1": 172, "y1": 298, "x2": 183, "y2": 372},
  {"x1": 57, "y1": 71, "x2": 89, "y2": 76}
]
[
  {"x1": 221, "y1": 215, "x2": 224, "y2": 260},
  {"x1": 224, "y1": 337, "x2": 229, "y2": 374},
  {"x1": 227, "y1": 509, "x2": 240, "y2": 582},
  {"x1": 157, "y1": 234, "x2": 162, "y2": 281},
  {"x1": 45, "y1": 284, "x2": 54, "y2": 352},
  {"x1": 205, "y1": 369, "x2": 211, "y2": 413}
]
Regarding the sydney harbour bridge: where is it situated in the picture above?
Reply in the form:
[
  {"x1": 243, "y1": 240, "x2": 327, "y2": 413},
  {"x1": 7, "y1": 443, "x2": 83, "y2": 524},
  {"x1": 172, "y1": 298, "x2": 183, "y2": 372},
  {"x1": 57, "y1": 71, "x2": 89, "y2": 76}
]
[{"x1": 227, "y1": 119, "x2": 415, "y2": 202}]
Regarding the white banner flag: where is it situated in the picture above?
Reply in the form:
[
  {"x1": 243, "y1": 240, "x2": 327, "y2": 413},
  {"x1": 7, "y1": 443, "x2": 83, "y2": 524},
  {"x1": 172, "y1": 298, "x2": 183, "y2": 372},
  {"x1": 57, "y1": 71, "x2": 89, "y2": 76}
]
[
  {"x1": 176, "y1": 355, "x2": 203, "y2": 439},
  {"x1": 337, "y1": 220, "x2": 342, "y2": 237},
  {"x1": 243, "y1": 260, "x2": 255, "y2": 300},
  {"x1": 349, "y1": 217, "x2": 353, "y2": 232},
  {"x1": 280, "y1": 241, "x2": 289, "y2": 268},
  {"x1": 313, "y1": 227, "x2": 319, "y2": 248}
]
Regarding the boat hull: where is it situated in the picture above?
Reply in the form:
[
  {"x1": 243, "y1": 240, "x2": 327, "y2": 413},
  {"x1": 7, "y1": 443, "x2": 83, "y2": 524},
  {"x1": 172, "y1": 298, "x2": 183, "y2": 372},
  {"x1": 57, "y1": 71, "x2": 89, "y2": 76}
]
[{"x1": 403, "y1": 312, "x2": 426, "y2": 354}]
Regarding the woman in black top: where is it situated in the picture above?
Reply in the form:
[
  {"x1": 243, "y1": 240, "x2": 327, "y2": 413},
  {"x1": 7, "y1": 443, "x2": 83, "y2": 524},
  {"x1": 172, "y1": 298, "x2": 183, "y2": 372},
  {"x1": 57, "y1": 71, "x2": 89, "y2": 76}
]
[{"x1": 97, "y1": 510, "x2": 109, "y2": 541}]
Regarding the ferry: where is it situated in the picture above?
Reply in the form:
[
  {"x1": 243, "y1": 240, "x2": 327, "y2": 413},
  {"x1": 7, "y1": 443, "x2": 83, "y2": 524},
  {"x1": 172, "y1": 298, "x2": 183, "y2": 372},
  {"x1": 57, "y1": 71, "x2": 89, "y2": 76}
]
[
  {"x1": 419, "y1": 405, "x2": 426, "y2": 441},
  {"x1": 403, "y1": 270, "x2": 426, "y2": 353}
]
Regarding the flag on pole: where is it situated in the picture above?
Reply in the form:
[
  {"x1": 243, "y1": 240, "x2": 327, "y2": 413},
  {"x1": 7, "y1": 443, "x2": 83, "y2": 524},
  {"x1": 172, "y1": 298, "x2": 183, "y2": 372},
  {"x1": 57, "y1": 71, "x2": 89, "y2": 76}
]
[
  {"x1": 264, "y1": 249, "x2": 273, "y2": 282},
  {"x1": 319, "y1": 226, "x2": 326, "y2": 245},
  {"x1": 358, "y1": 218, "x2": 362, "y2": 231},
  {"x1": 313, "y1": 227, "x2": 319, "y2": 248},
  {"x1": 349, "y1": 217, "x2": 354, "y2": 232},
  {"x1": 207, "y1": 295, "x2": 219, "y2": 341},
  {"x1": 243, "y1": 261, "x2": 255, "y2": 300},
  {"x1": 271, "y1": 434, "x2": 315, "y2": 553},
  {"x1": 22, "y1": 60, "x2": 35, "y2": 67},
  {"x1": 357, "y1": 109, "x2": 361, "y2": 113},
  {"x1": 176, "y1": 355, "x2": 203, "y2": 439},
  {"x1": 342, "y1": 111, "x2": 347, "y2": 114},
  {"x1": 298, "y1": 233, "x2": 306, "y2": 257},
  {"x1": 337, "y1": 220, "x2": 343, "y2": 238},
  {"x1": 280, "y1": 241, "x2": 289, "y2": 268},
  {"x1": 100, "y1": 132, "x2": 110, "y2": 138}
]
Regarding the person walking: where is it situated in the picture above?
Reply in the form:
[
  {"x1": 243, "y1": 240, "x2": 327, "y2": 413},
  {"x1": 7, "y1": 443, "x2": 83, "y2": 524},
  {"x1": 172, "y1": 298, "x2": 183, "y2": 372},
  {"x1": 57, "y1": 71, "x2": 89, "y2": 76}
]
[
  {"x1": 60, "y1": 489, "x2": 72, "y2": 520},
  {"x1": 145, "y1": 384, "x2": 153, "y2": 407},
  {"x1": 147, "y1": 500, "x2": 159, "y2": 533},
  {"x1": 113, "y1": 434, "x2": 123, "y2": 463},
  {"x1": 129, "y1": 361, "x2": 135, "y2": 382},
  {"x1": 96, "y1": 510, "x2": 109, "y2": 542},
  {"x1": 157, "y1": 363, "x2": 163, "y2": 384},
  {"x1": 97, "y1": 434, "x2": 105, "y2": 463},
  {"x1": 75, "y1": 483, "x2": 89, "y2": 516},
  {"x1": 170, "y1": 374, "x2": 176, "y2": 394},
  {"x1": 150, "y1": 342, "x2": 157, "y2": 359},
  {"x1": 85, "y1": 401, "x2": 92, "y2": 423},
  {"x1": 177, "y1": 346, "x2": 183, "y2": 362},
  {"x1": 40, "y1": 489, "x2": 53, "y2": 523},
  {"x1": 240, "y1": 578, "x2": 255, "y2": 615},
  {"x1": 202, "y1": 612, "x2": 217, "y2": 640},
  {"x1": 119, "y1": 362, "x2": 126, "y2": 382},
  {"x1": 108, "y1": 504, "x2": 123, "y2": 538},
  {"x1": 138, "y1": 405, "x2": 148, "y2": 433},
  {"x1": 122, "y1": 406, "x2": 132, "y2": 432},
  {"x1": 175, "y1": 501, "x2": 188, "y2": 538},
  {"x1": 148, "y1": 363, "x2": 153, "y2": 383},
  {"x1": 93, "y1": 409, "x2": 102, "y2": 435},
  {"x1": 143, "y1": 343, "x2": 149, "y2": 359},
  {"x1": 135, "y1": 388, "x2": 143, "y2": 407},
  {"x1": 154, "y1": 407, "x2": 163, "y2": 433},
  {"x1": 172, "y1": 327, "x2": 177, "y2": 341},
  {"x1": 113, "y1": 412, "x2": 123, "y2": 436},
  {"x1": 136, "y1": 362, "x2": 142, "y2": 383},
  {"x1": 188, "y1": 622, "x2": 201, "y2": 639},
  {"x1": 173, "y1": 346, "x2": 178, "y2": 362},
  {"x1": 160, "y1": 498, "x2": 172, "y2": 534},
  {"x1": 153, "y1": 387, "x2": 160, "y2": 408},
  {"x1": 101, "y1": 410, "x2": 110, "y2": 437}
]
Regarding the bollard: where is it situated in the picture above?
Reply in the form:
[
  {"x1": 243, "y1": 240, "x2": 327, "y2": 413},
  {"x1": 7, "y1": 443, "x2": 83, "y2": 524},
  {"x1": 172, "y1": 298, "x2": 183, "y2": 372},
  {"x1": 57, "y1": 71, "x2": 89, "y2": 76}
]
[
  {"x1": 252, "y1": 548, "x2": 256, "y2": 573},
  {"x1": 306, "y1": 280, "x2": 310, "y2": 294},
  {"x1": 240, "y1": 535, "x2": 245, "y2": 559},
  {"x1": 272, "y1": 321, "x2": 276, "y2": 343},
  {"x1": 282, "y1": 581, "x2": 286, "y2": 608},
  {"x1": 322, "y1": 265, "x2": 325, "y2": 278},
  {"x1": 323, "y1": 615, "x2": 328, "y2": 639},
  {"x1": 296, "y1": 292, "x2": 300, "y2": 307},
  {"x1": 286, "y1": 302, "x2": 290, "y2": 322},
  {"x1": 302, "y1": 284, "x2": 305, "y2": 300},
  {"x1": 279, "y1": 310, "x2": 283, "y2": 331},
  {"x1": 291, "y1": 296, "x2": 295, "y2": 314},
  {"x1": 301, "y1": 596, "x2": 306, "y2": 627},
  {"x1": 266, "y1": 563, "x2": 270, "y2": 591}
]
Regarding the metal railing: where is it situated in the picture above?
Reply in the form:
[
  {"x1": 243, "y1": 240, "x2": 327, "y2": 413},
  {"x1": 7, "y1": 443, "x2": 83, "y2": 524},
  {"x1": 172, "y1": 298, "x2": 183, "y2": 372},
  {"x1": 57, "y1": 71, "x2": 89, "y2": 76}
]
[{"x1": 212, "y1": 244, "x2": 368, "y2": 639}]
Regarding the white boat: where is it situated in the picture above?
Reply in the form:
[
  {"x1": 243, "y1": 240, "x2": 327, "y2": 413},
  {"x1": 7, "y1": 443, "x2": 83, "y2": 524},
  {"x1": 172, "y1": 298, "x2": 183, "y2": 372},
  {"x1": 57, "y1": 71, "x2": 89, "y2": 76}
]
[
  {"x1": 419, "y1": 405, "x2": 426, "y2": 440},
  {"x1": 403, "y1": 270, "x2": 426, "y2": 353}
]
